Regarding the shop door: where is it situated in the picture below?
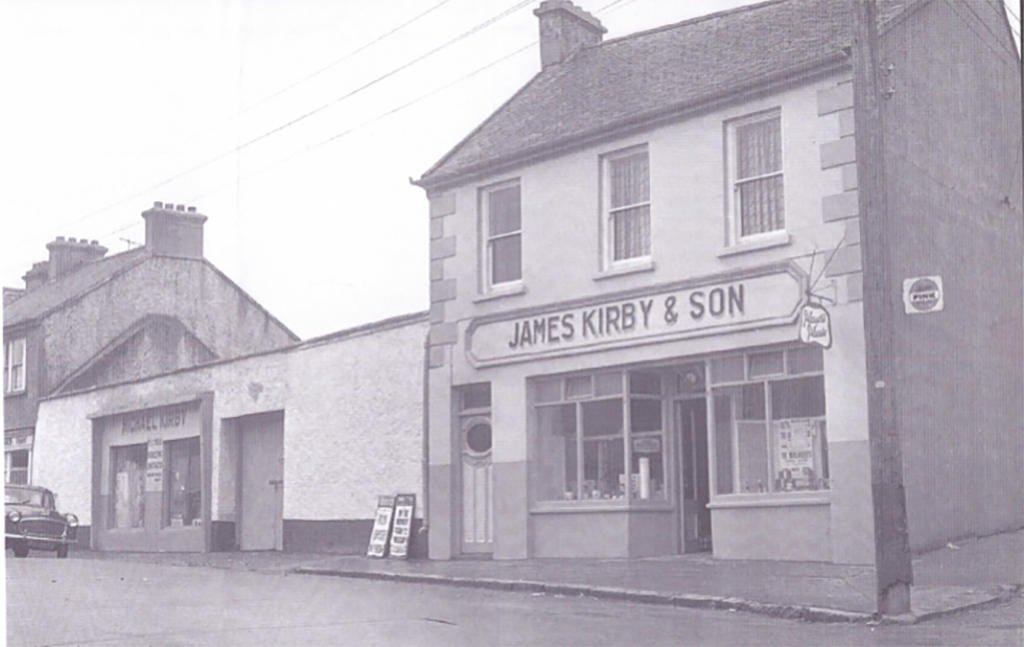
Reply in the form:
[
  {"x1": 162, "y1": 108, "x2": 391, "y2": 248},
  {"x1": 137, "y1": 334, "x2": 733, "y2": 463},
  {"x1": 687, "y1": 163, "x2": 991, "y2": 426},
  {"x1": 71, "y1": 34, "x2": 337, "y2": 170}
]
[
  {"x1": 460, "y1": 417, "x2": 493, "y2": 554},
  {"x1": 676, "y1": 399, "x2": 711, "y2": 552},
  {"x1": 239, "y1": 413, "x2": 284, "y2": 551}
]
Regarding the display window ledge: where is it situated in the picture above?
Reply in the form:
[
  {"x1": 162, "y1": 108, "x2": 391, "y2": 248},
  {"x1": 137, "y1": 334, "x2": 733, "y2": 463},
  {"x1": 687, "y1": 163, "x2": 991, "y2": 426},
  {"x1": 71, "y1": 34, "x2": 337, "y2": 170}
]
[
  {"x1": 531, "y1": 500, "x2": 674, "y2": 514},
  {"x1": 708, "y1": 492, "x2": 830, "y2": 509}
]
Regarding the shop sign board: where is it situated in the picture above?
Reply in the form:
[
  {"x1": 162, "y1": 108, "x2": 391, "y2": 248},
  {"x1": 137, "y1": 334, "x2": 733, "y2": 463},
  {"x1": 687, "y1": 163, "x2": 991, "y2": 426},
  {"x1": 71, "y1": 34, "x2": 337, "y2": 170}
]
[
  {"x1": 903, "y1": 276, "x2": 944, "y2": 314},
  {"x1": 467, "y1": 264, "x2": 806, "y2": 366},
  {"x1": 145, "y1": 438, "x2": 164, "y2": 492},
  {"x1": 367, "y1": 495, "x2": 396, "y2": 558},
  {"x1": 388, "y1": 494, "x2": 416, "y2": 560},
  {"x1": 798, "y1": 303, "x2": 832, "y2": 349}
]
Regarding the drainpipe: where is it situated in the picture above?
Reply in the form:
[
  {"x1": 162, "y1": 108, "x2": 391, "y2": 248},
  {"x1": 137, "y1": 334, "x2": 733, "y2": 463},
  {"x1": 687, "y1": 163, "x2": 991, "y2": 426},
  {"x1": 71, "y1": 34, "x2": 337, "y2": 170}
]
[{"x1": 419, "y1": 336, "x2": 430, "y2": 554}]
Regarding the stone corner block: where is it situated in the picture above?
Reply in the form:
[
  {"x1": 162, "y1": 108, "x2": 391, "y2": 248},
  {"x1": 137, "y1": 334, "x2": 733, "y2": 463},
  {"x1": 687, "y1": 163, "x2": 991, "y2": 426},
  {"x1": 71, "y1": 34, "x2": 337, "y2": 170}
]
[
  {"x1": 430, "y1": 236, "x2": 457, "y2": 261},
  {"x1": 428, "y1": 345, "x2": 447, "y2": 369},
  {"x1": 823, "y1": 190, "x2": 859, "y2": 222},
  {"x1": 817, "y1": 83, "x2": 854, "y2": 116},
  {"x1": 430, "y1": 322, "x2": 458, "y2": 346},
  {"x1": 825, "y1": 244, "x2": 863, "y2": 278},
  {"x1": 845, "y1": 272, "x2": 864, "y2": 303},
  {"x1": 429, "y1": 192, "x2": 456, "y2": 219},
  {"x1": 821, "y1": 138, "x2": 857, "y2": 170},
  {"x1": 430, "y1": 218, "x2": 444, "y2": 240},
  {"x1": 841, "y1": 163, "x2": 858, "y2": 191},
  {"x1": 430, "y1": 278, "x2": 457, "y2": 303}
]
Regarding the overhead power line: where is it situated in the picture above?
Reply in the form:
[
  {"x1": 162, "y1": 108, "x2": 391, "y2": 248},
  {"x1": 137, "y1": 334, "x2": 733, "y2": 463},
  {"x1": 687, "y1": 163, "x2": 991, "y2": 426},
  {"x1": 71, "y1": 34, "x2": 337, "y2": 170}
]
[
  {"x1": 19, "y1": 0, "x2": 535, "y2": 243},
  {"x1": 944, "y1": 0, "x2": 1019, "y2": 68}
]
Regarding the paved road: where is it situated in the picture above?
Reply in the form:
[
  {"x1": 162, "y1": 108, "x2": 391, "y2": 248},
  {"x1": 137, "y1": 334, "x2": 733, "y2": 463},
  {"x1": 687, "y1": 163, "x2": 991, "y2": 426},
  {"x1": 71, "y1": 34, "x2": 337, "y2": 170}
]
[{"x1": 6, "y1": 554, "x2": 1022, "y2": 646}]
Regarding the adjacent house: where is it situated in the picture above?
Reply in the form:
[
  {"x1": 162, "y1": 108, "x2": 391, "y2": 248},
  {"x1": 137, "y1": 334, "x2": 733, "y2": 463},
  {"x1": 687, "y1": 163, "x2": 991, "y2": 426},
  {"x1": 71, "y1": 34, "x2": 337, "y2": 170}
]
[
  {"x1": 3, "y1": 202, "x2": 299, "y2": 486},
  {"x1": 414, "y1": 0, "x2": 1022, "y2": 569}
]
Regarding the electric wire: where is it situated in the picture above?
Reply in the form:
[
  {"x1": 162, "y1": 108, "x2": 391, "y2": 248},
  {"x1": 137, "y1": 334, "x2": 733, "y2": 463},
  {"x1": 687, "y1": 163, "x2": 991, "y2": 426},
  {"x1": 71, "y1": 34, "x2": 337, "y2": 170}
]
[
  {"x1": 948, "y1": 0, "x2": 1020, "y2": 64},
  {"x1": 11, "y1": 0, "x2": 536, "y2": 244}
]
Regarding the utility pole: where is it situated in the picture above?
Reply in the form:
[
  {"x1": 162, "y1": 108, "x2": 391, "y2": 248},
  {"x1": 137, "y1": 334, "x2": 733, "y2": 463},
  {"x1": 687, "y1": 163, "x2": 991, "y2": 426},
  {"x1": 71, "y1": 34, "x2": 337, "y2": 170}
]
[{"x1": 851, "y1": 0, "x2": 913, "y2": 616}]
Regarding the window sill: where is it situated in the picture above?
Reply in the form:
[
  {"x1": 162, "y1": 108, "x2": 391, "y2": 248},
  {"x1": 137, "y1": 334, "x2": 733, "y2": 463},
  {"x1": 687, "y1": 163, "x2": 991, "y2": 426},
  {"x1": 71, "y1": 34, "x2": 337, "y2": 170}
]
[
  {"x1": 593, "y1": 258, "x2": 656, "y2": 282},
  {"x1": 708, "y1": 491, "x2": 830, "y2": 509},
  {"x1": 473, "y1": 282, "x2": 527, "y2": 304},
  {"x1": 4, "y1": 389, "x2": 26, "y2": 398},
  {"x1": 717, "y1": 232, "x2": 792, "y2": 258},
  {"x1": 531, "y1": 499, "x2": 674, "y2": 514}
]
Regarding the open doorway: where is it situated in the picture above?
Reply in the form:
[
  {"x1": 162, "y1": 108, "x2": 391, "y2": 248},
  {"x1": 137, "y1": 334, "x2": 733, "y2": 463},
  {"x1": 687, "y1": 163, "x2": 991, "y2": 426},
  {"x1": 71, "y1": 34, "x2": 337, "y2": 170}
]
[{"x1": 676, "y1": 398, "x2": 711, "y2": 552}]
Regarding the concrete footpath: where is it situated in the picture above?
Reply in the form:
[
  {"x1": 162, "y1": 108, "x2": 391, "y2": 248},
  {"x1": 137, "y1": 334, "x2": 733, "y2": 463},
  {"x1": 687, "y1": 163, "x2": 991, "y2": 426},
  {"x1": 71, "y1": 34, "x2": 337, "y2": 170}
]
[{"x1": 74, "y1": 528, "x2": 1023, "y2": 624}]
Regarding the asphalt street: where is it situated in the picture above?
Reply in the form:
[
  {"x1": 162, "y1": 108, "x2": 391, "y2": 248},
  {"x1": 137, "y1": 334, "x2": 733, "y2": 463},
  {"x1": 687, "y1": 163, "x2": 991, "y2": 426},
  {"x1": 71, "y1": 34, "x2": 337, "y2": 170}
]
[{"x1": 6, "y1": 554, "x2": 1023, "y2": 647}]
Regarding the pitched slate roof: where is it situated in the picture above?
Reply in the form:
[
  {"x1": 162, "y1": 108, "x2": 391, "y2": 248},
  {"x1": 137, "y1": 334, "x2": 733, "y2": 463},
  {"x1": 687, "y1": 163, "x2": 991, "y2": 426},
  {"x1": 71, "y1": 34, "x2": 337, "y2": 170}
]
[
  {"x1": 418, "y1": 0, "x2": 917, "y2": 188},
  {"x1": 3, "y1": 248, "x2": 149, "y2": 328}
]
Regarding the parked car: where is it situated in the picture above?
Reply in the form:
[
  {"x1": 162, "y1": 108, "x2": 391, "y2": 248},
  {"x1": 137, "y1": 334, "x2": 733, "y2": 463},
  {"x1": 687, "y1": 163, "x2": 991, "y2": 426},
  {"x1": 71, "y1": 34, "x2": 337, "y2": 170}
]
[{"x1": 5, "y1": 485, "x2": 78, "y2": 558}]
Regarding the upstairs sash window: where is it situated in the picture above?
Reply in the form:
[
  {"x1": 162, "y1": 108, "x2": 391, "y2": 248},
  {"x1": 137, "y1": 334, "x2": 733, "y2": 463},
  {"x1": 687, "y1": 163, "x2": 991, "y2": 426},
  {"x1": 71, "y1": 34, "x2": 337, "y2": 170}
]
[
  {"x1": 484, "y1": 182, "x2": 522, "y2": 287},
  {"x1": 605, "y1": 148, "x2": 651, "y2": 264},
  {"x1": 729, "y1": 112, "x2": 784, "y2": 243}
]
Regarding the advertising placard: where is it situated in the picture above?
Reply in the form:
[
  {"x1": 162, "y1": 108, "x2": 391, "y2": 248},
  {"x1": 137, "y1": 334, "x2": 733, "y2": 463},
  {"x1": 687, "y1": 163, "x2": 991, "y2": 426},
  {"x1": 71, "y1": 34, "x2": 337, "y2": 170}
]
[
  {"x1": 773, "y1": 419, "x2": 818, "y2": 490},
  {"x1": 366, "y1": 495, "x2": 396, "y2": 558},
  {"x1": 388, "y1": 494, "x2": 416, "y2": 560}
]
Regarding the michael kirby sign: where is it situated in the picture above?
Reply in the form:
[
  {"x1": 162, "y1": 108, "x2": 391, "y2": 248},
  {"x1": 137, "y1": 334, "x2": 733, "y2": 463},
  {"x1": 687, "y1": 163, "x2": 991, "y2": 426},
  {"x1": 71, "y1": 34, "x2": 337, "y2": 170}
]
[{"x1": 467, "y1": 266, "x2": 805, "y2": 365}]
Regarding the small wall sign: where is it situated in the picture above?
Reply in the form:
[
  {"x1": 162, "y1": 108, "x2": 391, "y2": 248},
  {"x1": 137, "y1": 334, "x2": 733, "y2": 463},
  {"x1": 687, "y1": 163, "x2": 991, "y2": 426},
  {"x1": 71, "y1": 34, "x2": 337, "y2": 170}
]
[
  {"x1": 367, "y1": 495, "x2": 396, "y2": 558},
  {"x1": 798, "y1": 303, "x2": 832, "y2": 349},
  {"x1": 388, "y1": 494, "x2": 416, "y2": 560},
  {"x1": 903, "y1": 276, "x2": 944, "y2": 314}
]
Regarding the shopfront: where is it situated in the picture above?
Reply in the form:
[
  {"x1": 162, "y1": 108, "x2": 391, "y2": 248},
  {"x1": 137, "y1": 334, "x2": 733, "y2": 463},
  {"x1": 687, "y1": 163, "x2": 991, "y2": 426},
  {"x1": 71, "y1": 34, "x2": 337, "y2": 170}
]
[
  {"x1": 433, "y1": 262, "x2": 875, "y2": 564},
  {"x1": 91, "y1": 397, "x2": 212, "y2": 552}
]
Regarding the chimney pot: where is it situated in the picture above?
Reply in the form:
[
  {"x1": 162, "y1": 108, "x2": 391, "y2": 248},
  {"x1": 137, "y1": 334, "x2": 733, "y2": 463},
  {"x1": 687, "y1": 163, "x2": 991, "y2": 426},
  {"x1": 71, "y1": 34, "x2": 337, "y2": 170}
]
[
  {"x1": 176, "y1": 204, "x2": 185, "y2": 211},
  {"x1": 154, "y1": 201, "x2": 163, "y2": 208},
  {"x1": 56, "y1": 236, "x2": 65, "y2": 242},
  {"x1": 187, "y1": 206, "x2": 196, "y2": 213},
  {"x1": 534, "y1": 0, "x2": 605, "y2": 69}
]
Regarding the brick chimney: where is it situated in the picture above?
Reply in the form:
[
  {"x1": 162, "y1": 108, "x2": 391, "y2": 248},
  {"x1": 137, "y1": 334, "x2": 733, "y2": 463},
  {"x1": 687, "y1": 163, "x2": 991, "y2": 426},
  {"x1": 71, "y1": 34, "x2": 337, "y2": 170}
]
[
  {"x1": 21, "y1": 261, "x2": 49, "y2": 291},
  {"x1": 45, "y1": 237, "x2": 108, "y2": 282},
  {"x1": 534, "y1": 0, "x2": 605, "y2": 69},
  {"x1": 142, "y1": 201, "x2": 208, "y2": 259}
]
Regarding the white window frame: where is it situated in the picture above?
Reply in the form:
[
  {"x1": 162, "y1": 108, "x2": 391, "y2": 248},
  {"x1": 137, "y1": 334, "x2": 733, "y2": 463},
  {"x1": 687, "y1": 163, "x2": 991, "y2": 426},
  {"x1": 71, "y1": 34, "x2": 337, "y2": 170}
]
[
  {"x1": 725, "y1": 109, "x2": 786, "y2": 247},
  {"x1": 601, "y1": 145, "x2": 652, "y2": 270},
  {"x1": 5, "y1": 449, "x2": 31, "y2": 485},
  {"x1": 4, "y1": 337, "x2": 26, "y2": 394},
  {"x1": 480, "y1": 179, "x2": 523, "y2": 293}
]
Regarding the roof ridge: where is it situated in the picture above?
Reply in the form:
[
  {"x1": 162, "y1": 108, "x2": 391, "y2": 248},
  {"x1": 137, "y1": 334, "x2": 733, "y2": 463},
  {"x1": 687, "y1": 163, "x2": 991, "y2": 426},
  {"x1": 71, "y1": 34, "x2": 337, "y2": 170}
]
[{"x1": 596, "y1": 0, "x2": 788, "y2": 49}]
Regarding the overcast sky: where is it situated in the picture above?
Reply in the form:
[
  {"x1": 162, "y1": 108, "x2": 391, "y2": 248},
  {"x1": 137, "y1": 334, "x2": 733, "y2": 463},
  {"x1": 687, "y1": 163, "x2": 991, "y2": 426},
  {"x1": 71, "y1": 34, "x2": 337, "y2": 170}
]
[{"x1": 1, "y1": 0, "x2": 1020, "y2": 340}]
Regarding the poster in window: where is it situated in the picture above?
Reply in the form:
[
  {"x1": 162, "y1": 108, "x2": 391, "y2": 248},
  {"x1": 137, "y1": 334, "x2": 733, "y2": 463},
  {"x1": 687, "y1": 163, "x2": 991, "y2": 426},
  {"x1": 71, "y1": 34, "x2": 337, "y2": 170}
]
[{"x1": 773, "y1": 418, "x2": 818, "y2": 490}]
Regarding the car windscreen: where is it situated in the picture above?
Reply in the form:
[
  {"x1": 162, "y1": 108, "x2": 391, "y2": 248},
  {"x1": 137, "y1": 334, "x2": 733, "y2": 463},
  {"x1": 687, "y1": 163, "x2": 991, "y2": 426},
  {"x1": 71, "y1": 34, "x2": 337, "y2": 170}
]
[{"x1": 4, "y1": 487, "x2": 46, "y2": 506}]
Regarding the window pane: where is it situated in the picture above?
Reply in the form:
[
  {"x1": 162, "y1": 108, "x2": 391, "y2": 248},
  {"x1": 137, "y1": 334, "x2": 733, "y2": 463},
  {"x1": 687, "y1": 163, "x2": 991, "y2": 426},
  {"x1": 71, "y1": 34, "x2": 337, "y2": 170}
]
[
  {"x1": 631, "y1": 435, "x2": 665, "y2": 500},
  {"x1": 714, "y1": 395, "x2": 734, "y2": 494},
  {"x1": 165, "y1": 437, "x2": 201, "y2": 527},
  {"x1": 565, "y1": 375, "x2": 593, "y2": 399},
  {"x1": 535, "y1": 379, "x2": 562, "y2": 403},
  {"x1": 710, "y1": 355, "x2": 744, "y2": 384},
  {"x1": 675, "y1": 364, "x2": 705, "y2": 395},
  {"x1": 739, "y1": 383, "x2": 765, "y2": 420},
  {"x1": 488, "y1": 185, "x2": 520, "y2": 236},
  {"x1": 771, "y1": 376, "x2": 826, "y2": 419},
  {"x1": 536, "y1": 405, "x2": 577, "y2": 501},
  {"x1": 582, "y1": 399, "x2": 623, "y2": 437},
  {"x1": 737, "y1": 421, "x2": 769, "y2": 493},
  {"x1": 461, "y1": 383, "x2": 491, "y2": 411},
  {"x1": 629, "y1": 371, "x2": 661, "y2": 395},
  {"x1": 583, "y1": 437, "x2": 625, "y2": 499},
  {"x1": 594, "y1": 372, "x2": 623, "y2": 397},
  {"x1": 736, "y1": 117, "x2": 781, "y2": 179},
  {"x1": 630, "y1": 398, "x2": 662, "y2": 433},
  {"x1": 610, "y1": 152, "x2": 650, "y2": 208},
  {"x1": 739, "y1": 175, "x2": 784, "y2": 236},
  {"x1": 612, "y1": 205, "x2": 651, "y2": 260},
  {"x1": 9, "y1": 450, "x2": 29, "y2": 468},
  {"x1": 787, "y1": 346, "x2": 824, "y2": 374},
  {"x1": 749, "y1": 351, "x2": 784, "y2": 378},
  {"x1": 490, "y1": 234, "x2": 521, "y2": 284},
  {"x1": 112, "y1": 444, "x2": 146, "y2": 529}
]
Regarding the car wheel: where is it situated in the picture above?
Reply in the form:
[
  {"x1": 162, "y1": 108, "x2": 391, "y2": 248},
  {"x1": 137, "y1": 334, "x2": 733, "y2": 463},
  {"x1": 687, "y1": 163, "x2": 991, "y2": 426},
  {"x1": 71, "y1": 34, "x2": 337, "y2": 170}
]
[
  {"x1": 56, "y1": 545, "x2": 69, "y2": 559},
  {"x1": 12, "y1": 544, "x2": 29, "y2": 558}
]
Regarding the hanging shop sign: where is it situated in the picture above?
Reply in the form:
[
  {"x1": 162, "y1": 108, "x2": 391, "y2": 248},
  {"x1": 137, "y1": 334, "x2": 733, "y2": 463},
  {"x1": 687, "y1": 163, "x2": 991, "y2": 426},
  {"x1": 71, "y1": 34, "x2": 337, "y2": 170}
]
[
  {"x1": 367, "y1": 495, "x2": 396, "y2": 558},
  {"x1": 903, "y1": 276, "x2": 944, "y2": 314},
  {"x1": 467, "y1": 263, "x2": 806, "y2": 366},
  {"x1": 798, "y1": 303, "x2": 832, "y2": 349},
  {"x1": 388, "y1": 494, "x2": 416, "y2": 560}
]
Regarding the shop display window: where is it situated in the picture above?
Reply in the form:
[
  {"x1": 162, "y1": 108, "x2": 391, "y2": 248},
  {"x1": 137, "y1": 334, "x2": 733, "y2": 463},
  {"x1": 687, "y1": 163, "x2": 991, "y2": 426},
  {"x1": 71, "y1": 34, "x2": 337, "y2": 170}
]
[
  {"x1": 533, "y1": 370, "x2": 666, "y2": 503},
  {"x1": 164, "y1": 437, "x2": 201, "y2": 527},
  {"x1": 111, "y1": 444, "x2": 146, "y2": 529},
  {"x1": 711, "y1": 347, "x2": 828, "y2": 496}
]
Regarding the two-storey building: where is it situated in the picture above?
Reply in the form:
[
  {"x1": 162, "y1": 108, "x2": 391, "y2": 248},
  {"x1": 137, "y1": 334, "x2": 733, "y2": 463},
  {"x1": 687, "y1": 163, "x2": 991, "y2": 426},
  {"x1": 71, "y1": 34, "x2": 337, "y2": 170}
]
[
  {"x1": 415, "y1": 0, "x2": 1022, "y2": 567},
  {"x1": 3, "y1": 202, "x2": 299, "y2": 489}
]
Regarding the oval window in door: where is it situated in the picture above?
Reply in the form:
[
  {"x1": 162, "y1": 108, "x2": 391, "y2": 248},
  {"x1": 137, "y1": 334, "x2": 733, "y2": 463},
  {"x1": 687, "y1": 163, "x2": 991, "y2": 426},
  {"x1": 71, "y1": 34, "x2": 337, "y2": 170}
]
[{"x1": 465, "y1": 422, "x2": 492, "y2": 454}]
